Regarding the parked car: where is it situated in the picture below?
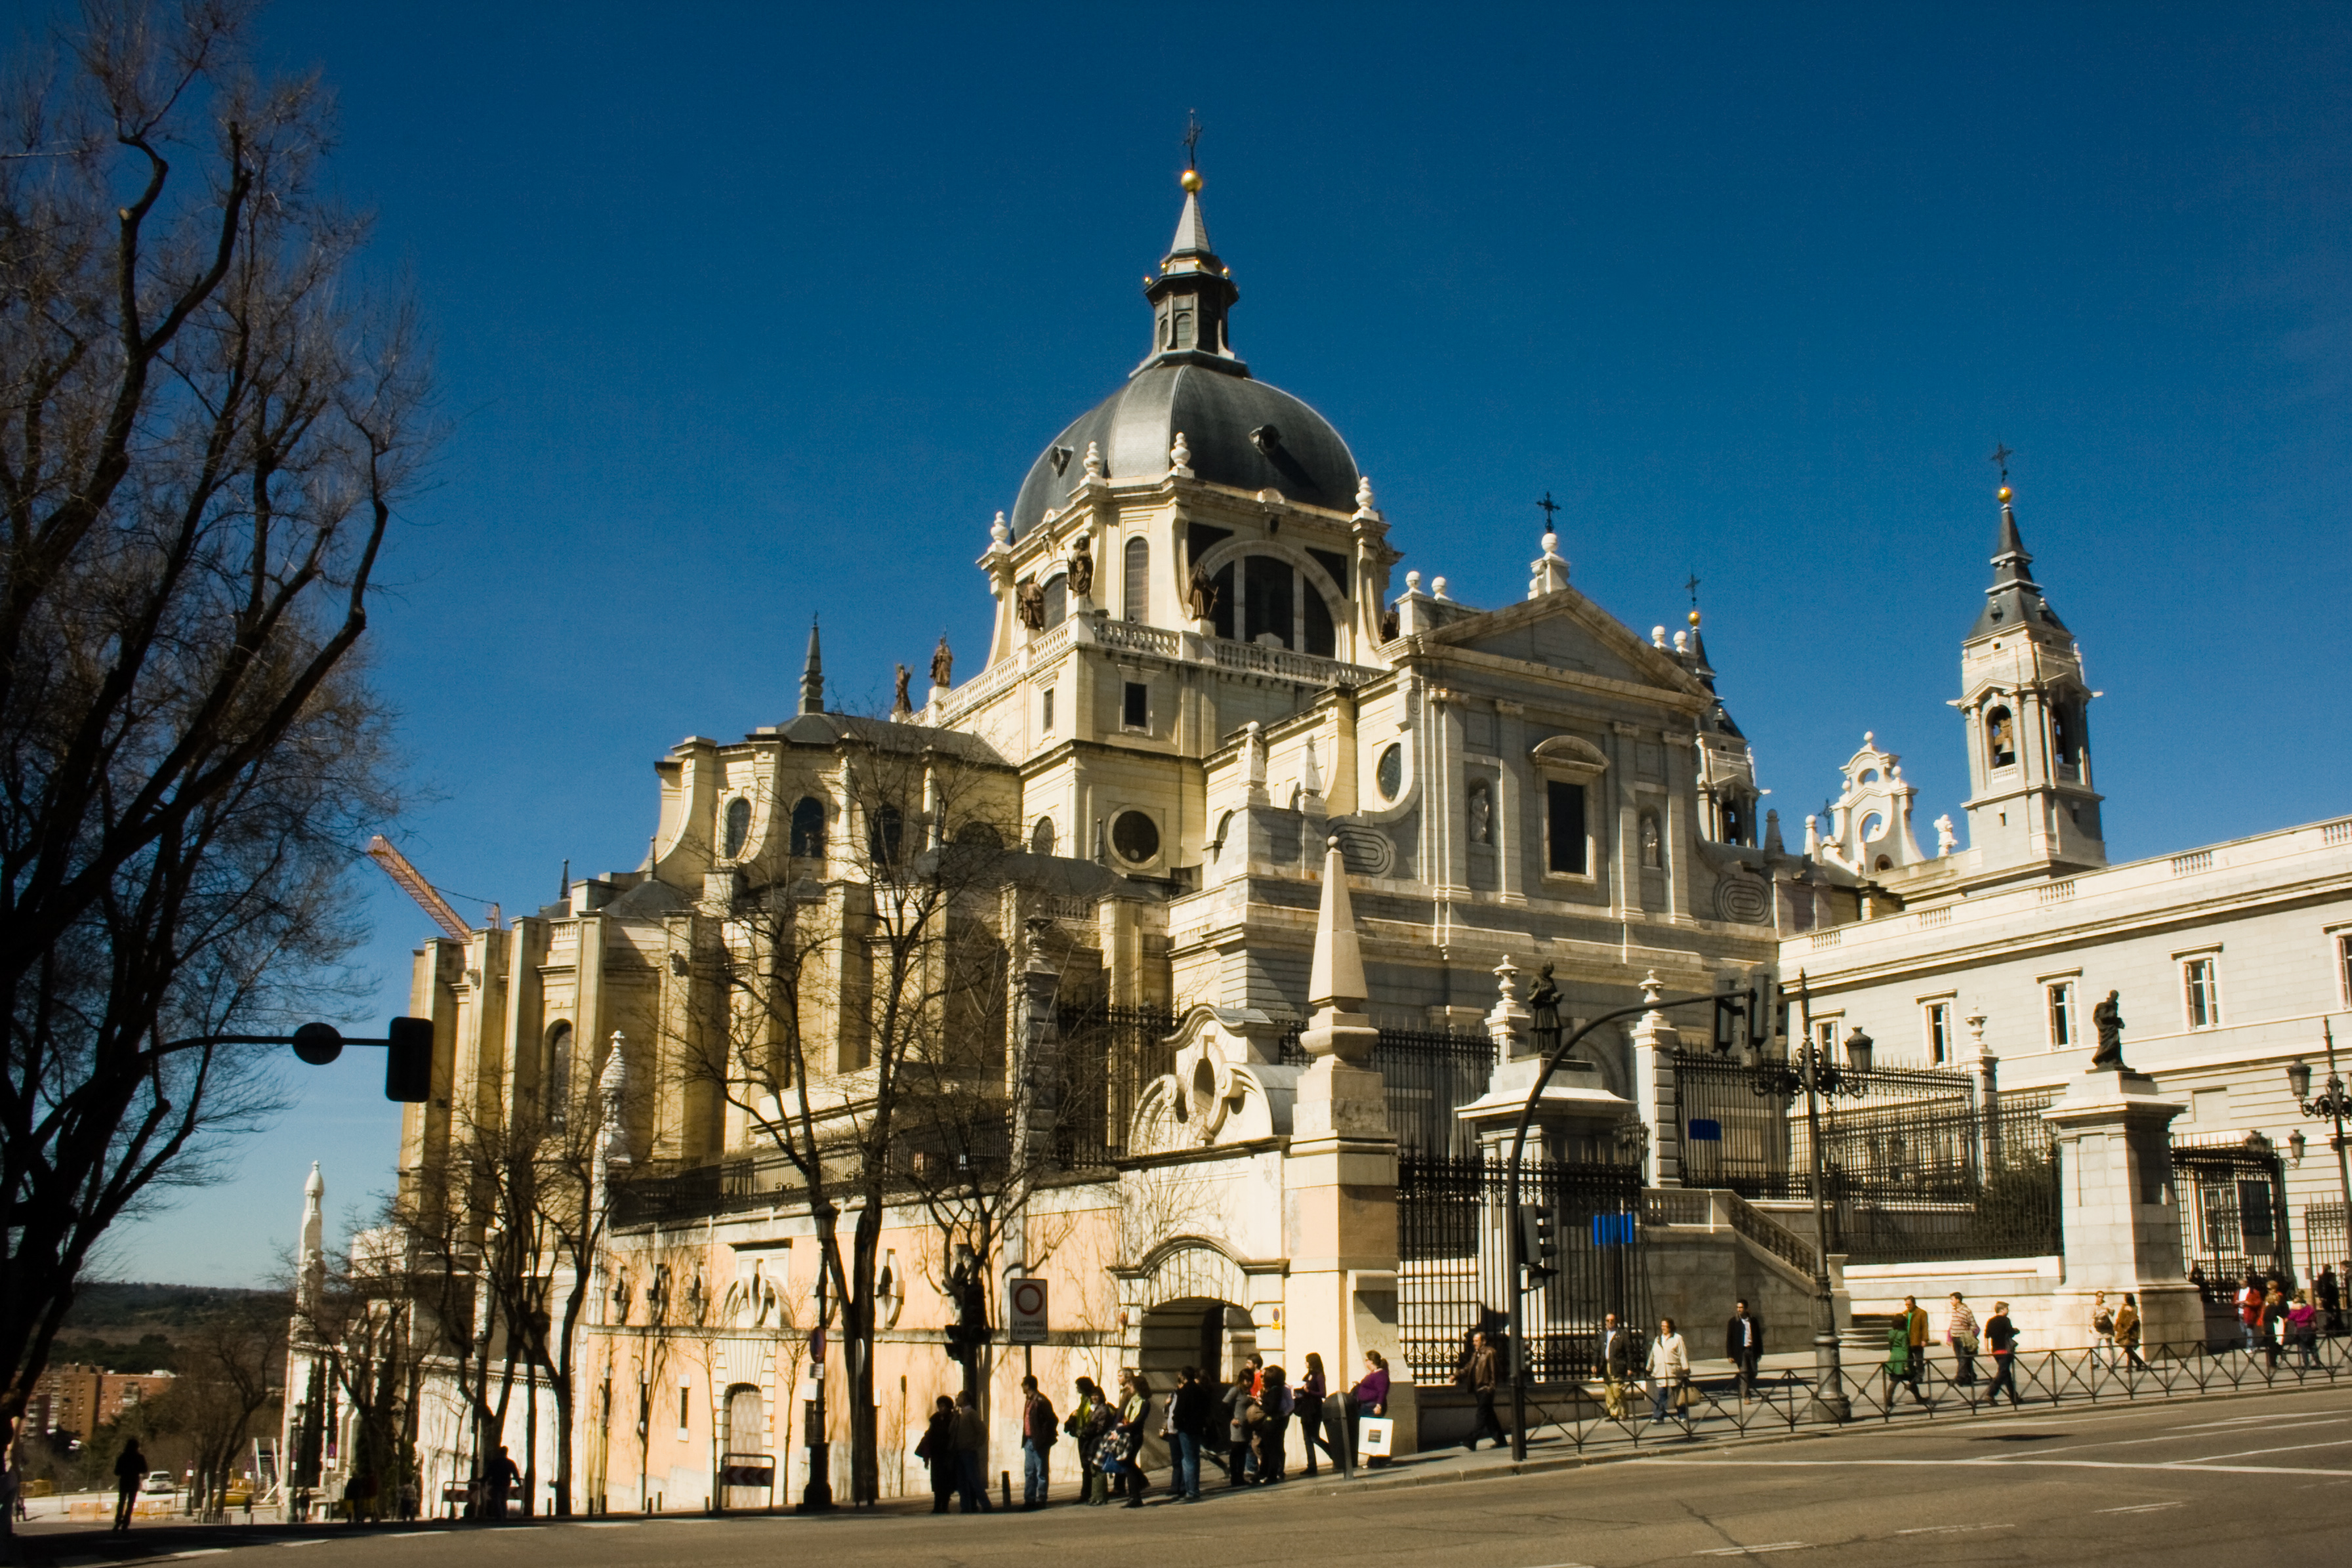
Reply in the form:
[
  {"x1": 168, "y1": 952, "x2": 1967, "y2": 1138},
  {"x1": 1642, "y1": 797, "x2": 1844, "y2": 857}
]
[{"x1": 140, "y1": 1471, "x2": 176, "y2": 1495}]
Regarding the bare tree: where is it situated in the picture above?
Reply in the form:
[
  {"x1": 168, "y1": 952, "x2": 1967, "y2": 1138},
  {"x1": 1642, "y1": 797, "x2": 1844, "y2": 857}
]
[
  {"x1": 161, "y1": 1296, "x2": 285, "y2": 1516},
  {"x1": 0, "y1": 1, "x2": 431, "y2": 1512},
  {"x1": 294, "y1": 1221, "x2": 423, "y2": 1522}
]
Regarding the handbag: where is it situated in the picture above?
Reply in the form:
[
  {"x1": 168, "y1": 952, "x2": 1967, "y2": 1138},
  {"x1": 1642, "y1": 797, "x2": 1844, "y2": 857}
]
[{"x1": 1674, "y1": 1381, "x2": 1697, "y2": 1411}]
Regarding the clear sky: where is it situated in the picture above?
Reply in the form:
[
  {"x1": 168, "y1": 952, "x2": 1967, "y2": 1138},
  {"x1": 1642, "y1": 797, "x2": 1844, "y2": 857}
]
[{"x1": 79, "y1": 1, "x2": 2350, "y2": 1284}]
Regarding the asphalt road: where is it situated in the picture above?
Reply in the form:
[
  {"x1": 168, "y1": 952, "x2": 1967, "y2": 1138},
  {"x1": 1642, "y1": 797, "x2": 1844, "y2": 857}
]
[{"x1": 24, "y1": 1386, "x2": 2351, "y2": 1567}]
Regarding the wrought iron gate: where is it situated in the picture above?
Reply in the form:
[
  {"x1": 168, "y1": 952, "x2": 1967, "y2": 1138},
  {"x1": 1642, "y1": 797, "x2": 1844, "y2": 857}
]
[{"x1": 2176, "y1": 1138, "x2": 2293, "y2": 1282}]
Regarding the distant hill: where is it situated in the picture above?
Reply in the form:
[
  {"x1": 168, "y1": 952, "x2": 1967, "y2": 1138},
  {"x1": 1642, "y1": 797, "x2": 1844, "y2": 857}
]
[{"x1": 59, "y1": 1282, "x2": 287, "y2": 1355}]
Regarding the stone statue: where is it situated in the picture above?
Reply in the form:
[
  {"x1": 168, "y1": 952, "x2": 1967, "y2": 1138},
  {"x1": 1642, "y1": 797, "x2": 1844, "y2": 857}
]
[
  {"x1": 1186, "y1": 563, "x2": 1220, "y2": 621},
  {"x1": 1016, "y1": 579, "x2": 1047, "y2": 630},
  {"x1": 1468, "y1": 783, "x2": 1491, "y2": 845},
  {"x1": 930, "y1": 635, "x2": 953, "y2": 690},
  {"x1": 1066, "y1": 533, "x2": 1094, "y2": 598},
  {"x1": 2090, "y1": 990, "x2": 2128, "y2": 1070},
  {"x1": 891, "y1": 663, "x2": 913, "y2": 716},
  {"x1": 1641, "y1": 813, "x2": 1661, "y2": 867},
  {"x1": 1380, "y1": 607, "x2": 1401, "y2": 641},
  {"x1": 1526, "y1": 963, "x2": 1562, "y2": 1048},
  {"x1": 1933, "y1": 814, "x2": 1957, "y2": 856}
]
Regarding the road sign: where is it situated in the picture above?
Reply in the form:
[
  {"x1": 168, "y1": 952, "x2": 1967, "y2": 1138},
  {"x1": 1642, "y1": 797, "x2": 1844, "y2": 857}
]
[{"x1": 1007, "y1": 1276, "x2": 1048, "y2": 1345}]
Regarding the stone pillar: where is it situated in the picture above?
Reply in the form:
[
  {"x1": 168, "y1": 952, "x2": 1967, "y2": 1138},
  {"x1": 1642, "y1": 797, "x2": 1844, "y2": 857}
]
[
  {"x1": 1286, "y1": 836, "x2": 1411, "y2": 1451},
  {"x1": 1966, "y1": 1012, "x2": 2000, "y2": 1181},
  {"x1": 2042, "y1": 1069, "x2": 2201, "y2": 1353},
  {"x1": 1629, "y1": 972, "x2": 1682, "y2": 1188}
]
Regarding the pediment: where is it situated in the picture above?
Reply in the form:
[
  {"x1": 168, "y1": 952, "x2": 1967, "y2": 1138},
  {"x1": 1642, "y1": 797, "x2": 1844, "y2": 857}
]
[{"x1": 1424, "y1": 589, "x2": 1702, "y2": 699}]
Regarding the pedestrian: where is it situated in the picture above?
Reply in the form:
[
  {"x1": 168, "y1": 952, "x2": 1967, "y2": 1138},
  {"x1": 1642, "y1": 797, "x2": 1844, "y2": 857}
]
[
  {"x1": 952, "y1": 1390, "x2": 989, "y2": 1512},
  {"x1": 482, "y1": 1445, "x2": 518, "y2": 1522},
  {"x1": 1223, "y1": 1363, "x2": 1256, "y2": 1486},
  {"x1": 1597, "y1": 1310, "x2": 1643, "y2": 1420},
  {"x1": 1347, "y1": 1351, "x2": 1391, "y2": 1468},
  {"x1": 1169, "y1": 1365, "x2": 1212, "y2": 1501},
  {"x1": 1946, "y1": 1292, "x2": 1979, "y2": 1387},
  {"x1": 1460, "y1": 1331, "x2": 1505, "y2": 1450},
  {"x1": 2261, "y1": 1284, "x2": 2288, "y2": 1370},
  {"x1": 917, "y1": 1395, "x2": 957, "y2": 1512},
  {"x1": 1114, "y1": 1370, "x2": 1154, "y2": 1507},
  {"x1": 1647, "y1": 1317, "x2": 1690, "y2": 1424},
  {"x1": 2090, "y1": 1289, "x2": 2116, "y2": 1368},
  {"x1": 2237, "y1": 1274, "x2": 2265, "y2": 1353},
  {"x1": 2114, "y1": 1292, "x2": 2145, "y2": 1370},
  {"x1": 1725, "y1": 1299, "x2": 1764, "y2": 1401},
  {"x1": 1018, "y1": 1373, "x2": 1057, "y2": 1508},
  {"x1": 1901, "y1": 1295, "x2": 1931, "y2": 1401},
  {"x1": 2317, "y1": 1264, "x2": 2343, "y2": 1336},
  {"x1": 1296, "y1": 1351, "x2": 1335, "y2": 1477},
  {"x1": 2187, "y1": 1263, "x2": 2208, "y2": 1304},
  {"x1": 113, "y1": 1437, "x2": 146, "y2": 1532},
  {"x1": 2288, "y1": 1289, "x2": 2321, "y2": 1369},
  {"x1": 1984, "y1": 1301, "x2": 2022, "y2": 1408},
  {"x1": 1254, "y1": 1364, "x2": 1290, "y2": 1483}
]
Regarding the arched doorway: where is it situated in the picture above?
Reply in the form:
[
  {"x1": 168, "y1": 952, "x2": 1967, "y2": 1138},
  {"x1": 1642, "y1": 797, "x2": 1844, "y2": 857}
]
[
  {"x1": 1135, "y1": 1296, "x2": 1255, "y2": 1473},
  {"x1": 718, "y1": 1384, "x2": 769, "y2": 1511}
]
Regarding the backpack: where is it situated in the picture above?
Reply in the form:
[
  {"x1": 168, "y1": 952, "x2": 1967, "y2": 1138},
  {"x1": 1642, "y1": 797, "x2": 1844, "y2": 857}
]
[{"x1": 2093, "y1": 1310, "x2": 2115, "y2": 1335}]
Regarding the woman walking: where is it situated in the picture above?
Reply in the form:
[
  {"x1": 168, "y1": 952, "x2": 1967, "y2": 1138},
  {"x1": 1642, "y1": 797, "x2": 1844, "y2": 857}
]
[
  {"x1": 1254, "y1": 1365, "x2": 1290, "y2": 1484},
  {"x1": 2288, "y1": 1289, "x2": 2322, "y2": 1369},
  {"x1": 1647, "y1": 1317, "x2": 1690, "y2": 1424},
  {"x1": 2114, "y1": 1293, "x2": 2145, "y2": 1371},
  {"x1": 1114, "y1": 1370, "x2": 1155, "y2": 1508},
  {"x1": 1065, "y1": 1377, "x2": 1108, "y2": 1505},
  {"x1": 915, "y1": 1395, "x2": 957, "y2": 1513},
  {"x1": 1296, "y1": 1352, "x2": 1334, "y2": 1477}
]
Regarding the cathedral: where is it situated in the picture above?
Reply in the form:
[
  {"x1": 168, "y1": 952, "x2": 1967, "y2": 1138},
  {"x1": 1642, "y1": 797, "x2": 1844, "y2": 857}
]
[{"x1": 318, "y1": 166, "x2": 2352, "y2": 1514}]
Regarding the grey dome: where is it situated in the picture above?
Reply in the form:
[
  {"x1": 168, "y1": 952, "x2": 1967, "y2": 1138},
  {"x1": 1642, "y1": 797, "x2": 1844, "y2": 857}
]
[{"x1": 1010, "y1": 360, "x2": 1359, "y2": 541}]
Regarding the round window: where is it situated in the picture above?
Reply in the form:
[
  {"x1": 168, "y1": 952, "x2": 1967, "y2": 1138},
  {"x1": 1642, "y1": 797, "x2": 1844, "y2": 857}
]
[
  {"x1": 1111, "y1": 810, "x2": 1161, "y2": 863},
  {"x1": 1376, "y1": 743, "x2": 1404, "y2": 802},
  {"x1": 722, "y1": 796, "x2": 752, "y2": 858}
]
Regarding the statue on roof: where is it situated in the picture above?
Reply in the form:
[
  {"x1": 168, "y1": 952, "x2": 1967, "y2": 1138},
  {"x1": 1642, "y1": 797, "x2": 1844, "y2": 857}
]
[
  {"x1": 891, "y1": 663, "x2": 913, "y2": 719},
  {"x1": 1067, "y1": 532, "x2": 1095, "y2": 599},
  {"x1": 1186, "y1": 564, "x2": 1220, "y2": 621},
  {"x1": 1016, "y1": 579, "x2": 1047, "y2": 630},
  {"x1": 930, "y1": 635, "x2": 953, "y2": 690}
]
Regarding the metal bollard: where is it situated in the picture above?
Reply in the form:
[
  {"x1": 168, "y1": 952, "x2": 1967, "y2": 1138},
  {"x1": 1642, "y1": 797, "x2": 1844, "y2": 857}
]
[
  {"x1": 1329, "y1": 1394, "x2": 1353, "y2": 1481},
  {"x1": 999, "y1": 1470, "x2": 1010, "y2": 1512}
]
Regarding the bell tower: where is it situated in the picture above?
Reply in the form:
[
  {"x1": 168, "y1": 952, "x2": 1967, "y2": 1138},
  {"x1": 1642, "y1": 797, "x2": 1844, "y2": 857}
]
[{"x1": 1955, "y1": 474, "x2": 2106, "y2": 887}]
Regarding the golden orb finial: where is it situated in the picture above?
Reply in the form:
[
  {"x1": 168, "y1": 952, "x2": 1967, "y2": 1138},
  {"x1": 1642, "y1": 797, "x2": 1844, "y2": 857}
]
[
  {"x1": 1998, "y1": 485, "x2": 2012, "y2": 503},
  {"x1": 1687, "y1": 609, "x2": 1702, "y2": 628},
  {"x1": 1180, "y1": 168, "x2": 1203, "y2": 193}
]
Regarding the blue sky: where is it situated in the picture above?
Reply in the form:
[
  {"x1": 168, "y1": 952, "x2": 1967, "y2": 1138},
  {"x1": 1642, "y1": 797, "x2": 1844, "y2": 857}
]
[{"x1": 83, "y1": 1, "x2": 2349, "y2": 1284}]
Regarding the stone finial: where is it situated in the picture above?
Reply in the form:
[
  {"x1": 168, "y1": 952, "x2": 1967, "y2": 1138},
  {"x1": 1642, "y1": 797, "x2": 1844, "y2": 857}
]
[
  {"x1": 1804, "y1": 814, "x2": 1822, "y2": 856},
  {"x1": 1301, "y1": 737, "x2": 1323, "y2": 799},
  {"x1": 1307, "y1": 836, "x2": 1367, "y2": 1014},
  {"x1": 1355, "y1": 474, "x2": 1377, "y2": 513},
  {"x1": 1651, "y1": 625, "x2": 1668, "y2": 648},
  {"x1": 1404, "y1": 569, "x2": 1422, "y2": 594},
  {"x1": 1083, "y1": 440, "x2": 1105, "y2": 480},
  {"x1": 1672, "y1": 630, "x2": 1689, "y2": 653},
  {"x1": 1934, "y1": 814, "x2": 1958, "y2": 855},
  {"x1": 1432, "y1": 575, "x2": 1451, "y2": 601},
  {"x1": 990, "y1": 510, "x2": 1010, "y2": 546},
  {"x1": 1640, "y1": 969, "x2": 1664, "y2": 1008},
  {"x1": 1764, "y1": 809, "x2": 1785, "y2": 854},
  {"x1": 1170, "y1": 431, "x2": 1193, "y2": 476},
  {"x1": 1528, "y1": 530, "x2": 1571, "y2": 598},
  {"x1": 1243, "y1": 720, "x2": 1268, "y2": 793},
  {"x1": 599, "y1": 1033, "x2": 632, "y2": 1168}
]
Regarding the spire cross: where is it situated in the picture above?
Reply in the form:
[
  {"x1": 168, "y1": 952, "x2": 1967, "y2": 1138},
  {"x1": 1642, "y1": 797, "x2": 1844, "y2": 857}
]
[
  {"x1": 1183, "y1": 110, "x2": 1203, "y2": 169},
  {"x1": 1990, "y1": 442, "x2": 2014, "y2": 480},
  {"x1": 1537, "y1": 491, "x2": 1561, "y2": 527},
  {"x1": 1684, "y1": 573, "x2": 1702, "y2": 606}
]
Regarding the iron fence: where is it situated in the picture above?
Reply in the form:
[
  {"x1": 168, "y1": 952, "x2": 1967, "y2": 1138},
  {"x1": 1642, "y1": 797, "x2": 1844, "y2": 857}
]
[
  {"x1": 1397, "y1": 1152, "x2": 1646, "y2": 1387},
  {"x1": 1054, "y1": 1001, "x2": 1179, "y2": 1168},
  {"x1": 1280, "y1": 1025, "x2": 1497, "y2": 1158},
  {"x1": 2175, "y1": 1138, "x2": 2294, "y2": 1283},
  {"x1": 2306, "y1": 1201, "x2": 2348, "y2": 1283},
  {"x1": 611, "y1": 1150, "x2": 796, "y2": 1229}
]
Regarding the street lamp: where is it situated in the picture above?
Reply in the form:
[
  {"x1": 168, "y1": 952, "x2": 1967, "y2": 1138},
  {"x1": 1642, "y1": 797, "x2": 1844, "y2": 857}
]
[
  {"x1": 2284, "y1": 1018, "x2": 2352, "y2": 1272},
  {"x1": 1742, "y1": 974, "x2": 1858, "y2": 1422}
]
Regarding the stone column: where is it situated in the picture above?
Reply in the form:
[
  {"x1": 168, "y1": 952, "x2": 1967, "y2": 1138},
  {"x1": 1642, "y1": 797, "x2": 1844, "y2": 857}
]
[
  {"x1": 1630, "y1": 972, "x2": 1681, "y2": 1188},
  {"x1": 2042, "y1": 1068, "x2": 2201, "y2": 1352},
  {"x1": 1286, "y1": 836, "x2": 1411, "y2": 1451}
]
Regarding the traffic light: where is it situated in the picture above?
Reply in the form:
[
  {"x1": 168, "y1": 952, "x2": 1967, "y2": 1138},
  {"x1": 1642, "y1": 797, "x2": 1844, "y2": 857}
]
[
  {"x1": 1517, "y1": 1203, "x2": 1558, "y2": 1285},
  {"x1": 384, "y1": 1016, "x2": 434, "y2": 1103}
]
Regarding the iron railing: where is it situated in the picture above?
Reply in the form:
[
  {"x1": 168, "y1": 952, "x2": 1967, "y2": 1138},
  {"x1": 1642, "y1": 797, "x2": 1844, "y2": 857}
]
[
  {"x1": 1396, "y1": 1152, "x2": 1646, "y2": 1387},
  {"x1": 1053, "y1": 1001, "x2": 1180, "y2": 1168},
  {"x1": 2175, "y1": 1138, "x2": 2294, "y2": 1283},
  {"x1": 1281, "y1": 1025, "x2": 1496, "y2": 1158}
]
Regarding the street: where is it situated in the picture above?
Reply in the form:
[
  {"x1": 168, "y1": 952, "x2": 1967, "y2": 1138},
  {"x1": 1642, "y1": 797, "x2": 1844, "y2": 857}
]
[{"x1": 20, "y1": 1384, "x2": 2348, "y2": 1567}]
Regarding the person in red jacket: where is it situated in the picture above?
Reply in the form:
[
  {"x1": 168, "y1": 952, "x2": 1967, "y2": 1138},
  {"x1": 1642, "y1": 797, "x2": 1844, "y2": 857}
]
[{"x1": 1019, "y1": 1374, "x2": 1058, "y2": 1509}]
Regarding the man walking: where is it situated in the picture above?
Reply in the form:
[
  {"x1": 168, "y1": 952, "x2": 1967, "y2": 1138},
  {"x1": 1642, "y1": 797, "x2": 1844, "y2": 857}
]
[
  {"x1": 1018, "y1": 1374, "x2": 1057, "y2": 1508},
  {"x1": 1725, "y1": 1300, "x2": 1765, "y2": 1400},
  {"x1": 1460, "y1": 1331, "x2": 1505, "y2": 1451},
  {"x1": 952, "y1": 1390, "x2": 989, "y2": 1512},
  {"x1": 1597, "y1": 1312, "x2": 1643, "y2": 1420},
  {"x1": 1901, "y1": 1296, "x2": 1931, "y2": 1403},
  {"x1": 1946, "y1": 1292, "x2": 1979, "y2": 1387},
  {"x1": 1168, "y1": 1365, "x2": 1212, "y2": 1501},
  {"x1": 2317, "y1": 1263, "x2": 2342, "y2": 1336},
  {"x1": 1984, "y1": 1301, "x2": 2023, "y2": 1408},
  {"x1": 482, "y1": 1445, "x2": 518, "y2": 1521},
  {"x1": 112, "y1": 1437, "x2": 147, "y2": 1532}
]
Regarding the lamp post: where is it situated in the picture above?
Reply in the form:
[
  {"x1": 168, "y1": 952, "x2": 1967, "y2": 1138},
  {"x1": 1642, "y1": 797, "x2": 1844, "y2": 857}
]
[
  {"x1": 2286, "y1": 1018, "x2": 2352, "y2": 1280},
  {"x1": 1504, "y1": 970, "x2": 1717, "y2": 1462},
  {"x1": 1743, "y1": 974, "x2": 1866, "y2": 1422}
]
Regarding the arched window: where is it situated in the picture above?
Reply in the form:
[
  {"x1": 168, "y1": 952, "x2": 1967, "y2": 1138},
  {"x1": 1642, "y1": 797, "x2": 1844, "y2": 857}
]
[
  {"x1": 1030, "y1": 816, "x2": 1056, "y2": 856},
  {"x1": 789, "y1": 796, "x2": 825, "y2": 858},
  {"x1": 953, "y1": 820, "x2": 1002, "y2": 850},
  {"x1": 1123, "y1": 537, "x2": 1149, "y2": 623},
  {"x1": 867, "y1": 805, "x2": 904, "y2": 865},
  {"x1": 1986, "y1": 706, "x2": 2017, "y2": 768},
  {"x1": 1721, "y1": 796, "x2": 1747, "y2": 846},
  {"x1": 723, "y1": 796, "x2": 752, "y2": 859},
  {"x1": 544, "y1": 1022, "x2": 574, "y2": 1132},
  {"x1": 2053, "y1": 701, "x2": 2082, "y2": 770}
]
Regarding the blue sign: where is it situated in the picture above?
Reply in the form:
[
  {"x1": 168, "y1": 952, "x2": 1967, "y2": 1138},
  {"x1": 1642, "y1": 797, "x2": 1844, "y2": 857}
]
[
  {"x1": 1687, "y1": 1117, "x2": 1723, "y2": 1142},
  {"x1": 1590, "y1": 1213, "x2": 1637, "y2": 1247}
]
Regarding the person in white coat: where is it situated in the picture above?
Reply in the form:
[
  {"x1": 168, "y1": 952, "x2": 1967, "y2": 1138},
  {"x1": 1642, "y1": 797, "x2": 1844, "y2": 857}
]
[{"x1": 1647, "y1": 1317, "x2": 1691, "y2": 1422}]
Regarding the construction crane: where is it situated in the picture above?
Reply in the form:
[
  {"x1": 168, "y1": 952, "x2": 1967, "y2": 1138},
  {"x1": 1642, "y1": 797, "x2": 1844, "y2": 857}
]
[{"x1": 365, "y1": 835, "x2": 499, "y2": 939}]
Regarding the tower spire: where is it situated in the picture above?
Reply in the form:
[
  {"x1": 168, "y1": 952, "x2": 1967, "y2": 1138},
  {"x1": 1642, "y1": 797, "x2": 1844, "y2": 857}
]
[
  {"x1": 1140, "y1": 148, "x2": 1245, "y2": 377},
  {"x1": 1968, "y1": 467, "x2": 2067, "y2": 640},
  {"x1": 800, "y1": 616, "x2": 825, "y2": 715}
]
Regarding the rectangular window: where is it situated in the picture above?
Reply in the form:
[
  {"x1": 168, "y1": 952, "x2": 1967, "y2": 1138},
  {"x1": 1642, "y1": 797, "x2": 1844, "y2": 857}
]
[
  {"x1": 2338, "y1": 934, "x2": 2351, "y2": 1006},
  {"x1": 2046, "y1": 981, "x2": 2075, "y2": 1050},
  {"x1": 2183, "y1": 957, "x2": 2221, "y2": 1029},
  {"x1": 1815, "y1": 1020, "x2": 1839, "y2": 1058},
  {"x1": 1925, "y1": 1002, "x2": 1952, "y2": 1065},
  {"x1": 1546, "y1": 779, "x2": 1588, "y2": 875},
  {"x1": 1041, "y1": 688, "x2": 1055, "y2": 732},
  {"x1": 679, "y1": 1388, "x2": 691, "y2": 1428},
  {"x1": 1123, "y1": 680, "x2": 1148, "y2": 730}
]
